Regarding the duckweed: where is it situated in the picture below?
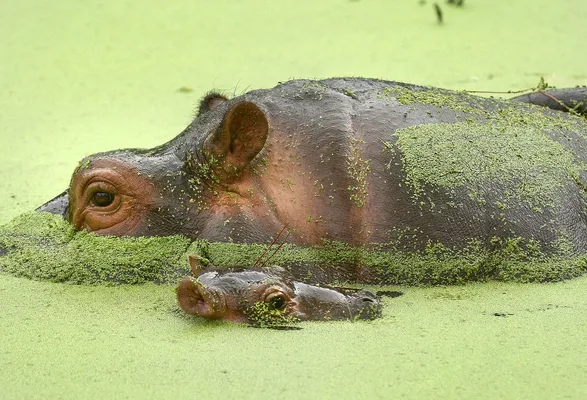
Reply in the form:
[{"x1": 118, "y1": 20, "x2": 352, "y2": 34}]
[
  {"x1": 1, "y1": 210, "x2": 586, "y2": 286},
  {"x1": 393, "y1": 121, "x2": 585, "y2": 210}
]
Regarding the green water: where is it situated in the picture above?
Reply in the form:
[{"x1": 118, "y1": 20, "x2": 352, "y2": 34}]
[
  {"x1": 1, "y1": 0, "x2": 586, "y2": 398},
  {"x1": 2, "y1": 273, "x2": 586, "y2": 399}
]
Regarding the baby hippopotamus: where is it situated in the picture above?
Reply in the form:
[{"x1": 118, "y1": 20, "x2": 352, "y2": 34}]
[{"x1": 177, "y1": 256, "x2": 382, "y2": 325}]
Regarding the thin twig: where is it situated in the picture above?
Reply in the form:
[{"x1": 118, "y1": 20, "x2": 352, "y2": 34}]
[
  {"x1": 252, "y1": 225, "x2": 288, "y2": 268},
  {"x1": 464, "y1": 87, "x2": 535, "y2": 95},
  {"x1": 537, "y1": 90, "x2": 575, "y2": 113},
  {"x1": 260, "y1": 231, "x2": 291, "y2": 268}
]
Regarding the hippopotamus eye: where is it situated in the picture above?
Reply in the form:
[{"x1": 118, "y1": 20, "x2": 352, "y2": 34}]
[
  {"x1": 266, "y1": 293, "x2": 287, "y2": 311},
  {"x1": 92, "y1": 191, "x2": 114, "y2": 207}
]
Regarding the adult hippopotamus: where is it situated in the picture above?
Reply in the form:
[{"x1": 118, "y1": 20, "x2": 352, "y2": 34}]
[{"x1": 32, "y1": 78, "x2": 587, "y2": 284}]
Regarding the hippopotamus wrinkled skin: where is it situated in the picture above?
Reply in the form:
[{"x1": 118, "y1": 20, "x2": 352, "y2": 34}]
[
  {"x1": 37, "y1": 79, "x2": 587, "y2": 250},
  {"x1": 33, "y1": 77, "x2": 587, "y2": 292},
  {"x1": 176, "y1": 257, "x2": 382, "y2": 324}
]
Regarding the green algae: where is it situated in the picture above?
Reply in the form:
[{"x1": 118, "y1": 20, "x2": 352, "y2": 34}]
[
  {"x1": 2, "y1": 273, "x2": 585, "y2": 400},
  {"x1": 392, "y1": 121, "x2": 586, "y2": 210},
  {"x1": 1, "y1": 212, "x2": 587, "y2": 285},
  {"x1": 73, "y1": 158, "x2": 92, "y2": 174},
  {"x1": 343, "y1": 88, "x2": 357, "y2": 99},
  {"x1": 245, "y1": 301, "x2": 300, "y2": 328},
  {"x1": 185, "y1": 238, "x2": 587, "y2": 285},
  {"x1": 0, "y1": 212, "x2": 191, "y2": 284},
  {"x1": 386, "y1": 85, "x2": 586, "y2": 133},
  {"x1": 368, "y1": 238, "x2": 587, "y2": 284}
]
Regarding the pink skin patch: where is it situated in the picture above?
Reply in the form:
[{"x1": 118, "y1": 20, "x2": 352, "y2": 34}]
[{"x1": 68, "y1": 158, "x2": 154, "y2": 236}]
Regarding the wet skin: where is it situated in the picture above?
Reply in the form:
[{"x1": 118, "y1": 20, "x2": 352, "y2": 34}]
[
  {"x1": 29, "y1": 78, "x2": 587, "y2": 288},
  {"x1": 176, "y1": 266, "x2": 382, "y2": 324},
  {"x1": 37, "y1": 79, "x2": 587, "y2": 247},
  {"x1": 510, "y1": 87, "x2": 587, "y2": 117}
]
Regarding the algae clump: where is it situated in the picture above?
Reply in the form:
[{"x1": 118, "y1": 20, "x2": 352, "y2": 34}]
[
  {"x1": 393, "y1": 121, "x2": 585, "y2": 210},
  {"x1": 1, "y1": 212, "x2": 587, "y2": 286},
  {"x1": 182, "y1": 237, "x2": 587, "y2": 285},
  {"x1": 246, "y1": 301, "x2": 300, "y2": 328},
  {"x1": 0, "y1": 212, "x2": 191, "y2": 284}
]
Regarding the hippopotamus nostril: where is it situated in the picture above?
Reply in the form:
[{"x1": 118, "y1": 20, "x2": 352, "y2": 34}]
[{"x1": 361, "y1": 297, "x2": 376, "y2": 303}]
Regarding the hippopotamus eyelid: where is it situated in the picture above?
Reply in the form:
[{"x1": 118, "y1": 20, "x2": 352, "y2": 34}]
[
  {"x1": 260, "y1": 284, "x2": 294, "y2": 305},
  {"x1": 80, "y1": 174, "x2": 119, "y2": 195}
]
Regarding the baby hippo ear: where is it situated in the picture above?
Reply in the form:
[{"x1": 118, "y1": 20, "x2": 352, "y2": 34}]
[
  {"x1": 205, "y1": 101, "x2": 269, "y2": 182},
  {"x1": 188, "y1": 255, "x2": 202, "y2": 275}
]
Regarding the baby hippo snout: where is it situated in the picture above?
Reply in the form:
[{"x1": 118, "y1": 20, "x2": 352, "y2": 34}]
[
  {"x1": 177, "y1": 278, "x2": 229, "y2": 320},
  {"x1": 292, "y1": 282, "x2": 382, "y2": 321}
]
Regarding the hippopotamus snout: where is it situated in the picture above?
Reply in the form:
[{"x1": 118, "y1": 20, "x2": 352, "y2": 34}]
[
  {"x1": 36, "y1": 191, "x2": 69, "y2": 218},
  {"x1": 177, "y1": 278, "x2": 229, "y2": 320},
  {"x1": 293, "y1": 282, "x2": 382, "y2": 321}
]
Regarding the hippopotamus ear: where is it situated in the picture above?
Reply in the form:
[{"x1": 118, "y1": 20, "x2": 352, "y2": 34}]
[
  {"x1": 197, "y1": 91, "x2": 228, "y2": 116},
  {"x1": 205, "y1": 101, "x2": 269, "y2": 182},
  {"x1": 188, "y1": 254, "x2": 211, "y2": 275},
  {"x1": 188, "y1": 255, "x2": 201, "y2": 275}
]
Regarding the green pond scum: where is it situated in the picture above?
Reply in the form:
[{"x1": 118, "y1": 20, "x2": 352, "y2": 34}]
[
  {"x1": 246, "y1": 301, "x2": 300, "y2": 328},
  {"x1": 386, "y1": 85, "x2": 587, "y2": 131},
  {"x1": 392, "y1": 121, "x2": 584, "y2": 210},
  {"x1": 0, "y1": 212, "x2": 192, "y2": 285},
  {"x1": 1, "y1": 211, "x2": 586, "y2": 286}
]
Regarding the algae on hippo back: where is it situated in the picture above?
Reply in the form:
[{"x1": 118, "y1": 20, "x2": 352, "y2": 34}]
[{"x1": 392, "y1": 121, "x2": 585, "y2": 211}]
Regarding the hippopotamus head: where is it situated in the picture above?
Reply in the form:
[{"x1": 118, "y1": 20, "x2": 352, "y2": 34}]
[
  {"x1": 37, "y1": 92, "x2": 281, "y2": 242},
  {"x1": 176, "y1": 260, "x2": 382, "y2": 325}
]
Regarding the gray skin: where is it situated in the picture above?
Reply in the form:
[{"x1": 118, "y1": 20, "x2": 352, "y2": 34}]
[
  {"x1": 176, "y1": 265, "x2": 382, "y2": 324},
  {"x1": 33, "y1": 78, "x2": 587, "y2": 284},
  {"x1": 511, "y1": 87, "x2": 587, "y2": 116}
]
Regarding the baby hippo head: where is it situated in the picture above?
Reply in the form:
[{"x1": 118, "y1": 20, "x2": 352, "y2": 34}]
[{"x1": 176, "y1": 266, "x2": 382, "y2": 326}]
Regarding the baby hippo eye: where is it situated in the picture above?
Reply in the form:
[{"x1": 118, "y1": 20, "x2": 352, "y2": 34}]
[
  {"x1": 92, "y1": 191, "x2": 114, "y2": 207},
  {"x1": 266, "y1": 293, "x2": 287, "y2": 311}
]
